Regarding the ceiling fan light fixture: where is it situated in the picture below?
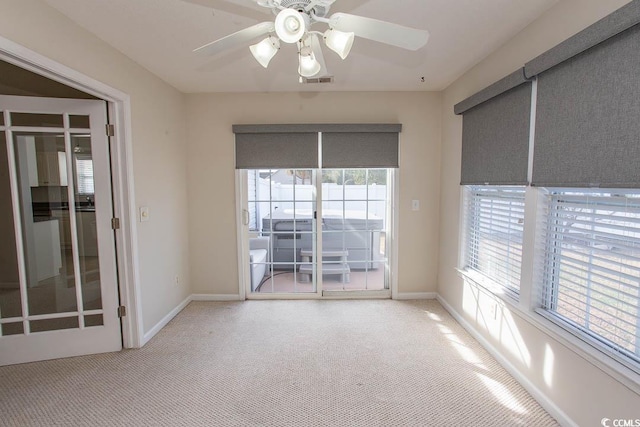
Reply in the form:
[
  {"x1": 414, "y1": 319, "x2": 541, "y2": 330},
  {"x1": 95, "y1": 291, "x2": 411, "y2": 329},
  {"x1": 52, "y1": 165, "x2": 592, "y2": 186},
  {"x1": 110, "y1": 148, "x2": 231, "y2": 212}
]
[
  {"x1": 298, "y1": 52, "x2": 321, "y2": 78},
  {"x1": 274, "y1": 9, "x2": 306, "y2": 44},
  {"x1": 324, "y1": 28, "x2": 354, "y2": 60},
  {"x1": 250, "y1": 36, "x2": 280, "y2": 68}
]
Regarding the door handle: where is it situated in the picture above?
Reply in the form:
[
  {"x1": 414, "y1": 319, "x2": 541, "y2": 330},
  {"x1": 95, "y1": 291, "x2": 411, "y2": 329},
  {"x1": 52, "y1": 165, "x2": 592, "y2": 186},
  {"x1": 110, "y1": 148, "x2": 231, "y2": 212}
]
[{"x1": 242, "y1": 209, "x2": 250, "y2": 226}]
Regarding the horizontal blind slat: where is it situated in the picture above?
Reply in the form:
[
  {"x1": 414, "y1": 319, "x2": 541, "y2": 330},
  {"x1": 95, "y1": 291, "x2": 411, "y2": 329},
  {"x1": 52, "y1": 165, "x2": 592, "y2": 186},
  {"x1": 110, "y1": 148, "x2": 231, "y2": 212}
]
[
  {"x1": 539, "y1": 189, "x2": 640, "y2": 371},
  {"x1": 466, "y1": 186, "x2": 525, "y2": 295}
]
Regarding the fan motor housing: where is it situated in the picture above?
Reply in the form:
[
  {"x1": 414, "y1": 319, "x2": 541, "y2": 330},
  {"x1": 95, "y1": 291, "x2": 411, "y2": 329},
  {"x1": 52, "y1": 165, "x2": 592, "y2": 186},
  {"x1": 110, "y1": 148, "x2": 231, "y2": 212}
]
[{"x1": 277, "y1": 0, "x2": 330, "y2": 18}]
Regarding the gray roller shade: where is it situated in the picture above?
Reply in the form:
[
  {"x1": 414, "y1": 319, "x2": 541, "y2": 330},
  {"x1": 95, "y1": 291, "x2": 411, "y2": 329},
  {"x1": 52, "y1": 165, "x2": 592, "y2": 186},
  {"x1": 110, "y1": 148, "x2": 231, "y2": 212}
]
[
  {"x1": 322, "y1": 132, "x2": 399, "y2": 168},
  {"x1": 525, "y1": 1, "x2": 640, "y2": 78},
  {"x1": 459, "y1": 78, "x2": 532, "y2": 185},
  {"x1": 532, "y1": 23, "x2": 640, "y2": 188},
  {"x1": 454, "y1": 69, "x2": 528, "y2": 115},
  {"x1": 235, "y1": 132, "x2": 318, "y2": 169}
]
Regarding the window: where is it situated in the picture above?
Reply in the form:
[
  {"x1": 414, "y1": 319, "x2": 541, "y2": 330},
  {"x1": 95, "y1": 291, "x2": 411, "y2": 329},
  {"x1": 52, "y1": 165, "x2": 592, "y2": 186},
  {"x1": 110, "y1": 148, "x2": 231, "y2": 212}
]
[
  {"x1": 75, "y1": 156, "x2": 94, "y2": 195},
  {"x1": 538, "y1": 189, "x2": 640, "y2": 370},
  {"x1": 464, "y1": 186, "x2": 525, "y2": 297}
]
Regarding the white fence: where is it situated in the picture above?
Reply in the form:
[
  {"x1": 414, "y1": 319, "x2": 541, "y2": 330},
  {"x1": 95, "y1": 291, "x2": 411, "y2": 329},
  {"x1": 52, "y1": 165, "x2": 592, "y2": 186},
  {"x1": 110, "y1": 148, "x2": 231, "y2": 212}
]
[{"x1": 251, "y1": 178, "x2": 388, "y2": 231}]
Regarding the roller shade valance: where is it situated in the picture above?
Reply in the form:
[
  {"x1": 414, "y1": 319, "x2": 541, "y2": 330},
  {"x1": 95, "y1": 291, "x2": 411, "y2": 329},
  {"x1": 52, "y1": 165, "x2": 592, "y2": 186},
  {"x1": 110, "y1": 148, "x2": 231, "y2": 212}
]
[
  {"x1": 525, "y1": 0, "x2": 640, "y2": 78},
  {"x1": 232, "y1": 124, "x2": 401, "y2": 134},
  {"x1": 233, "y1": 123, "x2": 401, "y2": 169},
  {"x1": 457, "y1": 71, "x2": 532, "y2": 186},
  {"x1": 454, "y1": 69, "x2": 528, "y2": 115},
  {"x1": 531, "y1": 23, "x2": 640, "y2": 188}
]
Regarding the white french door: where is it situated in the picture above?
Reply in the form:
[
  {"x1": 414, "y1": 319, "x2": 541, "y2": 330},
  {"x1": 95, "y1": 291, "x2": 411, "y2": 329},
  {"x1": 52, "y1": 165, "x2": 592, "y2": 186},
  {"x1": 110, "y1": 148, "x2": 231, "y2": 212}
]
[
  {"x1": 240, "y1": 168, "x2": 393, "y2": 297},
  {"x1": 0, "y1": 95, "x2": 121, "y2": 365}
]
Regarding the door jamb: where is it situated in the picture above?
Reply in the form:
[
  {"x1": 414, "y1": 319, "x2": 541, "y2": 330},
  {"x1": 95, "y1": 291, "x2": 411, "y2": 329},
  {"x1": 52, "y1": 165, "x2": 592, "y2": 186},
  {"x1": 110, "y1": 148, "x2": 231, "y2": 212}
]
[{"x1": 0, "y1": 36, "x2": 142, "y2": 348}]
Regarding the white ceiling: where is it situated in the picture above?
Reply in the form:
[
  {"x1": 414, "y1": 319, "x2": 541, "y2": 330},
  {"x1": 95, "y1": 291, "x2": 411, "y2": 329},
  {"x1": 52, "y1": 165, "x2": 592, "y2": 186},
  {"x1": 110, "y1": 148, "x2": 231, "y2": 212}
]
[{"x1": 42, "y1": 0, "x2": 559, "y2": 93}]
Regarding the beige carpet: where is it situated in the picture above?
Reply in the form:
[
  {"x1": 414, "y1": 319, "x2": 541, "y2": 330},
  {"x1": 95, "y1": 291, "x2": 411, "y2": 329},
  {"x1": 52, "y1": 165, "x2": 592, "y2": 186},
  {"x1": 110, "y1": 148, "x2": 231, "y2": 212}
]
[{"x1": 0, "y1": 300, "x2": 559, "y2": 426}]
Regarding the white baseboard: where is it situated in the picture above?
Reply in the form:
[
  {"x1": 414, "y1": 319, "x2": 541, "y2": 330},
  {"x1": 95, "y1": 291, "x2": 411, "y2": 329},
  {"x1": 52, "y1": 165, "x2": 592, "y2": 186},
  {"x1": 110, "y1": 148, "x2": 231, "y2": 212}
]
[
  {"x1": 323, "y1": 289, "x2": 391, "y2": 299},
  {"x1": 436, "y1": 295, "x2": 576, "y2": 427},
  {"x1": 394, "y1": 292, "x2": 437, "y2": 300},
  {"x1": 191, "y1": 294, "x2": 244, "y2": 301},
  {"x1": 140, "y1": 296, "x2": 191, "y2": 346}
]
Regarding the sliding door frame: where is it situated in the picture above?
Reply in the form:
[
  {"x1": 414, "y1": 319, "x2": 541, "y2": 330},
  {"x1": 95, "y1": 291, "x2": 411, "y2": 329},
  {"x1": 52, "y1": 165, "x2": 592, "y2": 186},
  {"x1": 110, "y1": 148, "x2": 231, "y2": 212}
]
[{"x1": 236, "y1": 168, "x2": 398, "y2": 300}]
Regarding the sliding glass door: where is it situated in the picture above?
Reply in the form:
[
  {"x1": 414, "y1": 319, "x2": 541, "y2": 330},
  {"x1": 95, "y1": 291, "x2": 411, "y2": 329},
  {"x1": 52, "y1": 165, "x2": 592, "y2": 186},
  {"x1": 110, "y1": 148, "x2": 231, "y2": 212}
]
[
  {"x1": 243, "y1": 167, "x2": 392, "y2": 296},
  {"x1": 321, "y1": 169, "x2": 390, "y2": 292},
  {"x1": 247, "y1": 169, "x2": 317, "y2": 294}
]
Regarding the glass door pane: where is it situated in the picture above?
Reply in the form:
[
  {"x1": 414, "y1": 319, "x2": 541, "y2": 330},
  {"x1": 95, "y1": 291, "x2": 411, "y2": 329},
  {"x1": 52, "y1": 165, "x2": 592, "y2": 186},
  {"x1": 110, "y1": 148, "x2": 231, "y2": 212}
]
[
  {"x1": 247, "y1": 169, "x2": 316, "y2": 294},
  {"x1": 13, "y1": 132, "x2": 78, "y2": 322},
  {"x1": 6, "y1": 128, "x2": 104, "y2": 332},
  {"x1": 321, "y1": 169, "x2": 390, "y2": 291},
  {"x1": 0, "y1": 130, "x2": 24, "y2": 336}
]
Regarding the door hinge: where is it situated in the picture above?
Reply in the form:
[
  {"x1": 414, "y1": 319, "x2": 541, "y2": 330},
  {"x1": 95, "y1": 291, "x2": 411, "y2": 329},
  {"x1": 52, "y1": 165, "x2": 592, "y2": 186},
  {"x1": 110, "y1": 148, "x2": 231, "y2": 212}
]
[
  {"x1": 117, "y1": 305, "x2": 126, "y2": 318},
  {"x1": 111, "y1": 217, "x2": 121, "y2": 230},
  {"x1": 106, "y1": 124, "x2": 115, "y2": 137}
]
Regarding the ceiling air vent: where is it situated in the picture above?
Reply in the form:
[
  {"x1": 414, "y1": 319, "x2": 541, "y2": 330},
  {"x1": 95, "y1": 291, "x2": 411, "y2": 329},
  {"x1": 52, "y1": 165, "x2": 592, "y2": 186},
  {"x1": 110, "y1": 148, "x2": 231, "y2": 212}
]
[{"x1": 300, "y1": 76, "x2": 334, "y2": 84}]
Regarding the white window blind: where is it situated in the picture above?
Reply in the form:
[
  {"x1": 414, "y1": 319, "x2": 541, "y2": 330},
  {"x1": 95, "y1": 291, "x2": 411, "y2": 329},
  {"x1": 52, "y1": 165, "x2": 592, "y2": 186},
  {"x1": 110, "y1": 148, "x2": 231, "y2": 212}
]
[
  {"x1": 538, "y1": 190, "x2": 640, "y2": 370},
  {"x1": 464, "y1": 186, "x2": 525, "y2": 296},
  {"x1": 75, "y1": 157, "x2": 94, "y2": 195}
]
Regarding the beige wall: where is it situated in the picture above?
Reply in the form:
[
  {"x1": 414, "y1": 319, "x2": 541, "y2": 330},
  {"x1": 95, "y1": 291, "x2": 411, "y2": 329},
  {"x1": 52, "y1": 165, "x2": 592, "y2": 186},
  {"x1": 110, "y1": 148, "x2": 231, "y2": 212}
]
[
  {"x1": 186, "y1": 91, "x2": 442, "y2": 295},
  {"x1": 0, "y1": 0, "x2": 191, "y2": 333},
  {"x1": 438, "y1": 0, "x2": 638, "y2": 425}
]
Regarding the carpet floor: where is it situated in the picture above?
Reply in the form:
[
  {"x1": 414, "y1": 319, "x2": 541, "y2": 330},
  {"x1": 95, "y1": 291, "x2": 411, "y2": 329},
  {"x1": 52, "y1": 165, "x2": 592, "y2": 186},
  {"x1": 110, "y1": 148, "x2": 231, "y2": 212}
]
[{"x1": 0, "y1": 300, "x2": 559, "y2": 426}]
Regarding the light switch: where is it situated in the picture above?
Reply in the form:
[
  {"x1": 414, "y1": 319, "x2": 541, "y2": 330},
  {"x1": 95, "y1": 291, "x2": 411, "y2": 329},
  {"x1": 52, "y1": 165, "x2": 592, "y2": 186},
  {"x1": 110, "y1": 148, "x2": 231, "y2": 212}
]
[
  {"x1": 411, "y1": 200, "x2": 420, "y2": 211},
  {"x1": 140, "y1": 206, "x2": 149, "y2": 222}
]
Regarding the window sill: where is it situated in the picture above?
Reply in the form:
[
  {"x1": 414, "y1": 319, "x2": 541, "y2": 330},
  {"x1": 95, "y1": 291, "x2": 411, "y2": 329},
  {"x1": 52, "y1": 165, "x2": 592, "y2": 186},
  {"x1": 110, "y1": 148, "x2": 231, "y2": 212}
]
[
  {"x1": 456, "y1": 267, "x2": 640, "y2": 395},
  {"x1": 455, "y1": 268, "x2": 520, "y2": 306},
  {"x1": 527, "y1": 309, "x2": 640, "y2": 394}
]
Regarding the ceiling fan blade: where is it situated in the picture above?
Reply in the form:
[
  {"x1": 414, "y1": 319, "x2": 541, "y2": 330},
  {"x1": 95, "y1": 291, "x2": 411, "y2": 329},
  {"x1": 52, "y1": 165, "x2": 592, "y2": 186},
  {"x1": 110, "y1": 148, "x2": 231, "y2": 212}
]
[
  {"x1": 194, "y1": 22, "x2": 275, "y2": 56},
  {"x1": 328, "y1": 13, "x2": 429, "y2": 51}
]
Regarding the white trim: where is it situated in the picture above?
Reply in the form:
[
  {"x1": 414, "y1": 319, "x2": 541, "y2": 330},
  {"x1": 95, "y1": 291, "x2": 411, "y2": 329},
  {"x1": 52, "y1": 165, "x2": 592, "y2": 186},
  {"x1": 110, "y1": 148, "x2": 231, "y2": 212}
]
[
  {"x1": 246, "y1": 293, "x2": 322, "y2": 300},
  {"x1": 322, "y1": 290, "x2": 390, "y2": 299},
  {"x1": 527, "y1": 79, "x2": 537, "y2": 184},
  {"x1": 315, "y1": 167, "x2": 323, "y2": 297},
  {"x1": 0, "y1": 36, "x2": 129, "y2": 101},
  {"x1": 390, "y1": 168, "x2": 400, "y2": 298},
  {"x1": 191, "y1": 294, "x2": 244, "y2": 302},
  {"x1": 456, "y1": 186, "x2": 467, "y2": 270},
  {"x1": 108, "y1": 100, "x2": 143, "y2": 349},
  {"x1": 436, "y1": 294, "x2": 577, "y2": 427},
  {"x1": 235, "y1": 169, "x2": 249, "y2": 300},
  {"x1": 0, "y1": 36, "x2": 141, "y2": 348},
  {"x1": 394, "y1": 292, "x2": 437, "y2": 300},
  {"x1": 140, "y1": 296, "x2": 191, "y2": 346}
]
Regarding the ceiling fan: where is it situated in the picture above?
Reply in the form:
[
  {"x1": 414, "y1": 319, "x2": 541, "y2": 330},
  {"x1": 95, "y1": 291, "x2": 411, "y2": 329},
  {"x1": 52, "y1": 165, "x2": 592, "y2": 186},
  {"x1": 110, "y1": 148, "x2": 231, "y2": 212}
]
[{"x1": 190, "y1": 0, "x2": 429, "y2": 80}]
